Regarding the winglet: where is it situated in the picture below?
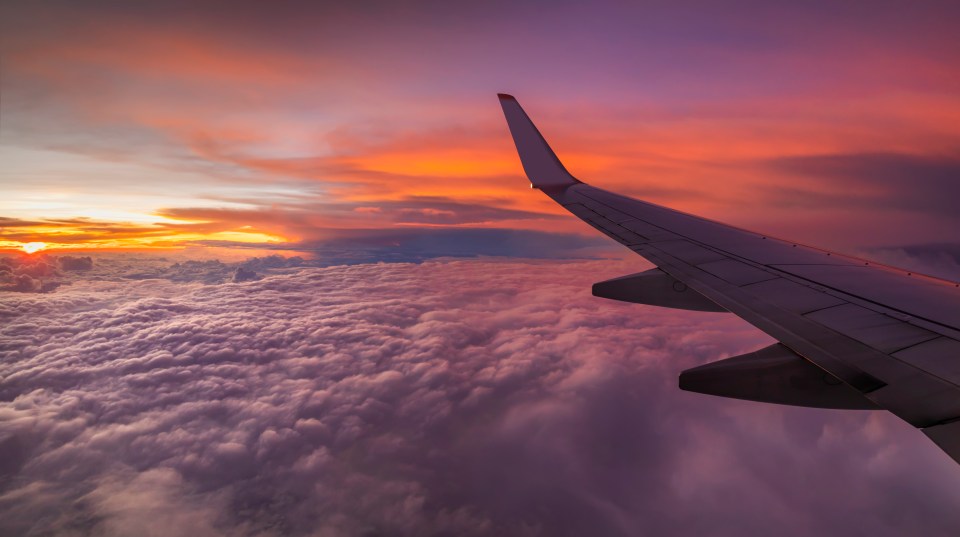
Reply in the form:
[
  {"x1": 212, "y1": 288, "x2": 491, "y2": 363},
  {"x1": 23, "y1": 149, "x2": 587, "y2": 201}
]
[{"x1": 498, "y1": 94, "x2": 580, "y2": 189}]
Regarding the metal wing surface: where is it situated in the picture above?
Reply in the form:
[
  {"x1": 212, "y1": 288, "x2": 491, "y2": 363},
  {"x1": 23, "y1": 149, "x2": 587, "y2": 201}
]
[{"x1": 498, "y1": 93, "x2": 960, "y2": 463}]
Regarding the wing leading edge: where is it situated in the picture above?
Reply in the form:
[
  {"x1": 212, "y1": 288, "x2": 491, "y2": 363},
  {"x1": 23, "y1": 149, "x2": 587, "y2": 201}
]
[{"x1": 497, "y1": 93, "x2": 960, "y2": 464}]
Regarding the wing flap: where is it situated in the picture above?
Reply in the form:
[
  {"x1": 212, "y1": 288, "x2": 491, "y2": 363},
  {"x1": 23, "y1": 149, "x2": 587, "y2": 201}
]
[
  {"x1": 893, "y1": 338, "x2": 960, "y2": 387},
  {"x1": 740, "y1": 278, "x2": 846, "y2": 314},
  {"x1": 771, "y1": 264, "x2": 960, "y2": 331},
  {"x1": 696, "y1": 259, "x2": 779, "y2": 286},
  {"x1": 804, "y1": 304, "x2": 940, "y2": 354}
]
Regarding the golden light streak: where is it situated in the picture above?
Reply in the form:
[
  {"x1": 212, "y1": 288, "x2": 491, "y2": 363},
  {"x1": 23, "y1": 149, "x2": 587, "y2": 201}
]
[
  {"x1": 21, "y1": 242, "x2": 48, "y2": 254},
  {"x1": 1, "y1": 221, "x2": 288, "y2": 253}
]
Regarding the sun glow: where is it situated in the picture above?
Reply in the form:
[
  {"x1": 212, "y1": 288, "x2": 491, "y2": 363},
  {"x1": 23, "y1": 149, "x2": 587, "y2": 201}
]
[{"x1": 21, "y1": 242, "x2": 48, "y2": 254}]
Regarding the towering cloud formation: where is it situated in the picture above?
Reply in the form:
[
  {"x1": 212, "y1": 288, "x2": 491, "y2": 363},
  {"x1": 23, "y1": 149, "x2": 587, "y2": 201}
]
[{"x1": 1, "y1": 258, "x2": 958, "y2": 536}]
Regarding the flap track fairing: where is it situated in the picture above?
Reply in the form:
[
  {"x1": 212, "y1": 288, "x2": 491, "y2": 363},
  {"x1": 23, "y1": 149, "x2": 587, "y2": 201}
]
[
  {"x1": 679, "y1": 343, "x2": 880, "y2": 409},
  {"x1": 592, "y1": 268, "x2": 726, "y2": 312}
]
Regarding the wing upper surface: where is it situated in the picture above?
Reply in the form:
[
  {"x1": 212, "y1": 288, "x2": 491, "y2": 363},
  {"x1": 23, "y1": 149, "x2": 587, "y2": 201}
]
[{"x1": 576, "y1": 186, "x2": 960, "y2": 332}]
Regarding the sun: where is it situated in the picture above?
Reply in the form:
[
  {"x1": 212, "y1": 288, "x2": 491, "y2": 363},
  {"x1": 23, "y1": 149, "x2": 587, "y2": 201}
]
[{"x1": 21, "y1": 242, "x2": 48, "y2": 254}]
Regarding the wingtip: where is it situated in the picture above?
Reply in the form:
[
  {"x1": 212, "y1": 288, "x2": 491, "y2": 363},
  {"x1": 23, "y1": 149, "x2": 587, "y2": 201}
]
[{"x1": 497, "y1": 93, "x2": 579, "y2": 188}]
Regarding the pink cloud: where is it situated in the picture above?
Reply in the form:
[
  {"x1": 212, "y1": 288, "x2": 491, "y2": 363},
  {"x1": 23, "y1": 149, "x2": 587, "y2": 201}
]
[{"x1": 2, "y1": 257, "x2": 958, "y2": 535}]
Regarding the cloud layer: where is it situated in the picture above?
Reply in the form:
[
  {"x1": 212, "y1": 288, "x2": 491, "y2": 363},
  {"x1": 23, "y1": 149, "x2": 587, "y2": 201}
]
[{"x1": 2, "y1": 258, "x2": 960, "y2": 536}]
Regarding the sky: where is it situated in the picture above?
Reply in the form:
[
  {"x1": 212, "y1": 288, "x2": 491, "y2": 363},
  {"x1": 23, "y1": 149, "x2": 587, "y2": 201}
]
[
  {"x1": 1, "y1": 0, "x2": 959, "y2": 259},
  {"x1": 3, "y1": 1, "x2": 960, "y2": 535}
]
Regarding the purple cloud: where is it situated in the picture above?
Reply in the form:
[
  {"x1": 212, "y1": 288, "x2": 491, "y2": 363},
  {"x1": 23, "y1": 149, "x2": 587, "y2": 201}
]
[
  {"x1": 1, "y1": 258, "x2": 959, "y2": 535},
  {"x1": 762, "y1": 152, "x2": 960, "y2": 218},
  {"x1": 0, "y1": 256, "x2": 61, "y2": 293}
]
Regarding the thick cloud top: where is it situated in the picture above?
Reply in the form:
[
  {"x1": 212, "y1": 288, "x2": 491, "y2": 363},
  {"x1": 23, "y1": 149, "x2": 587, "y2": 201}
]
[{"x1": 2, "y1": 259, "x2": 960, "y2": 536}]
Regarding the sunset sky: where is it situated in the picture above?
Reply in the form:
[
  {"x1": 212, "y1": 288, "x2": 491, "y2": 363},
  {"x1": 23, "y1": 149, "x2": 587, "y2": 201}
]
[
  {"x1": 3, "y1": 2, "x2": 960, "y2": 536},
  {"x1": 3, "y1": 0, "x2": 959, "y2": 257}
]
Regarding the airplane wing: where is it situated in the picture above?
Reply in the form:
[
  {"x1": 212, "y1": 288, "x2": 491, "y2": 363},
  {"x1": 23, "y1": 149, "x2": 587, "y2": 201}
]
[{"x1": 497, "y1": 93, "x2": 960, "y2": 464}]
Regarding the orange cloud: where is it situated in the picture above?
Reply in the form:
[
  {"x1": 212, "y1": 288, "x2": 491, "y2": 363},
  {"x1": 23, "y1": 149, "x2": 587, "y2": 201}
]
[
  {"x1": 0, "y1": 216, "x2": 286, "y2": 253},
  {"x1": 4, "y1": 2, "x2": 960, "y2": 253}
]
